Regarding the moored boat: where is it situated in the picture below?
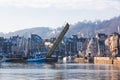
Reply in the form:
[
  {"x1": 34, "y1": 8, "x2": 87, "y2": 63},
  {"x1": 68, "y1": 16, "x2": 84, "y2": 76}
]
[
  {"x1": 27, "y1": 57, "x2": 46, "y2": 62},
  {"x1": 27, "y1": 52, "x2": 46, "y2": 62}
]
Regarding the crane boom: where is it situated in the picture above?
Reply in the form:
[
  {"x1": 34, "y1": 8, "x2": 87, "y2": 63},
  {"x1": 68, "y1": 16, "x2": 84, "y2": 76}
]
[{"x1": 46, "y1": 23, "x2": 69, "y2": 57}]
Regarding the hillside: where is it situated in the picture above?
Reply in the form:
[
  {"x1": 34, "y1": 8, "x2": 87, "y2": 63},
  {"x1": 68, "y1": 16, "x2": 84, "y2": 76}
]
[
  {"x1": 66, "y1": 16, "x2": 120, "y2": 37},
  {"x1": 0, "y1": 16, "x2": 120, "y2": 39}
]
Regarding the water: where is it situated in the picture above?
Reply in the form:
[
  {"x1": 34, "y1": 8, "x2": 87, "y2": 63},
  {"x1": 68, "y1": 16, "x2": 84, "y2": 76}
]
[{"x1": 0, "y1": 62, "x2": 120, "y2": 80}]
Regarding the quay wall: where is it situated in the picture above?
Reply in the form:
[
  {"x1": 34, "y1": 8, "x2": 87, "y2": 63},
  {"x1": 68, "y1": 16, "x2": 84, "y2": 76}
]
[{"x1": 74, "y1": 57, "x2": 120, "y2": 64}]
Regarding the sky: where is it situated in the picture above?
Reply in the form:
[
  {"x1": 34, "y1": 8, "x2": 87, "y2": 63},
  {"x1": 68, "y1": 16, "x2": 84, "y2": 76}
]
[{"x1": 0, "y1": 0, "x2": 120, "y2": 33}]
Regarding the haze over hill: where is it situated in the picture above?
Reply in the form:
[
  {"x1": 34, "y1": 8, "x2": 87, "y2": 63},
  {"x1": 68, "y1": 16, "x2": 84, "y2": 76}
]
[
  {"x1": 67, "y1": 16, "x2": 120, "y2": 37},
  {"x1": 0, "y1": 16, "x2": 120, "y2": 39}
]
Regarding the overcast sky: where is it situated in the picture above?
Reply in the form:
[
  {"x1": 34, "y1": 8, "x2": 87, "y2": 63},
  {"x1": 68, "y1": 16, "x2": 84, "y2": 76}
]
[{"x1": 0, "y1": 0, "x2": 120, "y2": 33}]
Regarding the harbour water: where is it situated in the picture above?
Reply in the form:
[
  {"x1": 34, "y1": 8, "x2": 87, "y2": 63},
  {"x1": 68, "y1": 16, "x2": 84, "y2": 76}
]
[{"x1": 0, "y1": 62, "x2": 120, "y2": 80}]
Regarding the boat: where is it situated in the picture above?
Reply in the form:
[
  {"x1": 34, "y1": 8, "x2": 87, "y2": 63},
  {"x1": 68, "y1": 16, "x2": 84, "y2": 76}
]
[
  {"x1": 27, "y1": 57, "x2": 46, "y2": 62},
  {"x1": 0, "y1": 52, "x2": 11, "y2": 62},
  {"x1": 26, "y1": 51, "x2": 58, "y2": 63},
  {"x1": 27, "y1": 52, "x2": 46, "y2": 62}
]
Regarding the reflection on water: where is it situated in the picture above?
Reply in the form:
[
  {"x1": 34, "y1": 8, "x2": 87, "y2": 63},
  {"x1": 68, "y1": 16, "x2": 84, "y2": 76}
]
[{"x1": 0, "y1": 62, "x2": 120, "y2": 80}]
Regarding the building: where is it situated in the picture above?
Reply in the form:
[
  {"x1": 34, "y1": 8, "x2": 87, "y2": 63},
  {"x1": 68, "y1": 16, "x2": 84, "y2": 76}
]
[
  {"x1": 95, "y1": 33, "x2": 107, "y2": 56},
  {"x1": 77, "y1": 37, "x2": 88, "y2": 57}
]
